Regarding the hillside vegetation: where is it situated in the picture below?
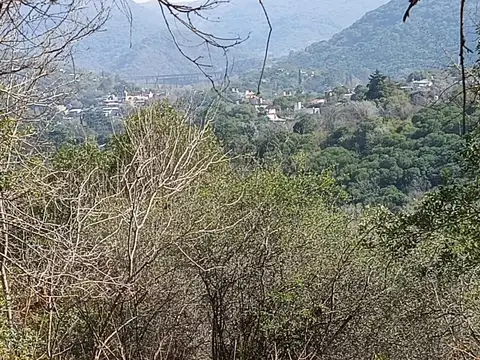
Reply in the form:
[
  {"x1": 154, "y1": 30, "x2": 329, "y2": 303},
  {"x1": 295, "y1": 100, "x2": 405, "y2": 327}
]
[
  {"x1": 74, "y1": 0, "x2": 389, "y2": 76},
  {"x1": 279, "y1": 0, "x2": 479, "y2": 85},
  {"x1": 210, "y1": 70, "x2": 466, "y2": 210},
  {"x1": 7, "y1": 1, "x2": 480, "y2": 359}
]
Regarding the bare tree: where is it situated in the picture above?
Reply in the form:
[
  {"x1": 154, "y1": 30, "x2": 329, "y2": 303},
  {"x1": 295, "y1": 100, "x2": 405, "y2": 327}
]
[
  {"x1": 154, "y1": 0, "x2": 272, "y2": 94},
  {"x1": 0, "y1": 1, "x2": 113, "y2": 118},
  {"x1": 0, "y1": 0, "x2": 118, "y2": 356}
]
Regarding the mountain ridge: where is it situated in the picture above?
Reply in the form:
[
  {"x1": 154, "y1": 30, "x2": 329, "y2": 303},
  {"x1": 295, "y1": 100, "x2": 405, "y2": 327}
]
[
  {"x1": 280, "y1": 0, "x2": 479, "y2": 84},
  {"x1": 73, "y1": 0, "x2": 390, "y2": 76}
]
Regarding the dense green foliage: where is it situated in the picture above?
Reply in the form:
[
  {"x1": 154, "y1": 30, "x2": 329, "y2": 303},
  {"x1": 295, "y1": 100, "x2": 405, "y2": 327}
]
[
  {"x1": 7, "y1": 0, "x2": 480, "y2": 359},
  {"x1": 274, "y1": 0, "x2": 478, "y2": 87},
  {"x1": 49, "y1": 69, "x2": 466, "y2": 211},
  {"x1": 212, "y1": 75, "x2": 466, "y2": 209},
  {"x1": 4, "y1": 102, "x2": 480, "y2": 359},
  {"x1": 373, "y1": 127, "x2": 480, "y2": 268}
]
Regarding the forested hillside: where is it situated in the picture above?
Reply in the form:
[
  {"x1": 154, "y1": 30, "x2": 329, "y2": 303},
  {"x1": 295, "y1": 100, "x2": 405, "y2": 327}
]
[
  {"x1": 280, "y1": 0, "x2": 479, "y2": 84},
  {"x1": 47, "y1": 67, "x2": 467, "y2": 210},
  {"x1": 74, "y1": 0, "x2": 389, "y2": 75},
  {"x1": 7, "y1": 101, "x2": 480, "y2": 360},
  {"x1": 73, "y1": 1, "x2": 197, "y2": 75},
  {"x1": 5, "y1": 1, "x2": 480, "y2": 359},
  {"x1": 210, "y1": 70, "x2": 466, "y2": 209}
]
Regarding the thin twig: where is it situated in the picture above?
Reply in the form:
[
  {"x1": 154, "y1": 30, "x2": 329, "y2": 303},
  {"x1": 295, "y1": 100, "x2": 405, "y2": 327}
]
[
  {"x1": 257, "y1": 0, "x2": 272, "y2": 95},
  {"x1": 460, "y1": 0, "x2": 468, "y2": 135}
]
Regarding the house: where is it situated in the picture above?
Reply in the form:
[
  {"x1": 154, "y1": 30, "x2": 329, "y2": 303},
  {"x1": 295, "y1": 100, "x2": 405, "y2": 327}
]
[
  {"x1": 103, "y1": 94, "x2": 121, "y2": 106},
  {"x1": 412, "y1": 79, "x2": 433, "y2": 90},
  {"x1": 124, "y1": 90, "x2": 153, "y2": 107},
  {"x1": 244, "y1": 90, "x2": 257, "y2": 103},
  {"x1": 243, "y1": 90, "x2": 271, "y2": 106},
  {"x1": 309, "y1": 98, "x2": 326, "y2": 107},
  {"x1": 324, "y1": 90, "x2": 334, "y2": 100},
  {"x1": 103, "y1": 94, "x2": 122, "y2": 117},
  {"x1": 266, "y1": 108, "x2": 285, "y2": 122},
  {"x1": 255, "y1": 104, "x2": 269, "y2": 112},
  {"x1": 401, "y1": 77, "x2": 434, "y2": 93},
  {"x1": 306, "y1": 99, "x2": 325, "y2": 114},
  {"x1": 293, "y1": 101, "x2": 320, "y2": 115},
  {"x1": 248, "y1": 97, "x2": 266, "y2": 105},
  {"x1": 103, "y1": 106, "x2": 121, "y2": 117}
]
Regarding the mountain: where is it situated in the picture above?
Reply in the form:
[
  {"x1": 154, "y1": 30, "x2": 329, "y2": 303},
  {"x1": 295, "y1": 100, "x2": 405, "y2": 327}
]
[
  {"x1": 72, "y1": 1, "x2": 197, "y2": 76},
  {"x1": 159, "y1": 0, "x2": 392, "y2": 57},
  {"x1": 73, "y1": 0, "x2": 390, "y2": 76},
  {"x1": 281, "y1": 0, "x2": 479, "y2": 84}
]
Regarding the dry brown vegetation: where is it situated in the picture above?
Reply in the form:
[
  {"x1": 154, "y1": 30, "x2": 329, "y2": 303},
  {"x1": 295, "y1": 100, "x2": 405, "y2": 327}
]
[{"x1": 2, "y1": 1, "x2": 480, "y2": 360}]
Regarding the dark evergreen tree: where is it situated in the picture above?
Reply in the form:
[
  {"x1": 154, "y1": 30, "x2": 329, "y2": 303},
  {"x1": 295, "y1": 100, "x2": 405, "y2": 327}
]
[{"x1": 366, "y1": 69, "x2": 389, "y2": 100}]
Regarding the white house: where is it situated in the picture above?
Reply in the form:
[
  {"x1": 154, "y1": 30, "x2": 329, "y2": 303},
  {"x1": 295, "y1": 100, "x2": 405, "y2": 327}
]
[{"x1": 266, "y1": 108, "x2": 285, "y2": 122}]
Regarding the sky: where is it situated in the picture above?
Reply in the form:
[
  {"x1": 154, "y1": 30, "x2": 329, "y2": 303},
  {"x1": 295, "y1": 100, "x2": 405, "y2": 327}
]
[{"x1": 133, "y1": 0, "x2": 197, "y2": 3}]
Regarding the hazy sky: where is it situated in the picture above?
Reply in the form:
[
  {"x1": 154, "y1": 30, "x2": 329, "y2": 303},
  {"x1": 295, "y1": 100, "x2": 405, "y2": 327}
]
[{"x1": 133, "y1": 0, "x2": 197, "y2": 3}]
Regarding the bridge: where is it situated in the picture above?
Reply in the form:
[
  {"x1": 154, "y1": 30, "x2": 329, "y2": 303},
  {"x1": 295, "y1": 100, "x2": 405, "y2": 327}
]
[{"x1": 123, "y1": 72, "x2": 224, "y2": 86}]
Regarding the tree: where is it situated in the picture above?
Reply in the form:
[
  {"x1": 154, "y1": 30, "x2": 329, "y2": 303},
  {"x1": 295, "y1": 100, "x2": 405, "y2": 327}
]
[
  {"x1": 153, "y1": 0, "x2": 271, "y2": 90},
  {"x1": 293, "y1": 114, "x2": 317, "y2": 135},
  {"x1": 3, "y1": 1, "x2": 480, "y2": 359},
  {"x1": 0, "y1": 1, "x2": 127, "y2": 356},
  {"x1": 352, "y1": 84, "x2": 367, "y2": 101},
  {"x1": 365, "y1": 70, "x2": 391, "y2": 100}
]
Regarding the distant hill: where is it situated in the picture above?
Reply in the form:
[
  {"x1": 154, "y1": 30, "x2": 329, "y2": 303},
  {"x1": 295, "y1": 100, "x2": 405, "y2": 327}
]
[
  {"x1": 73, "y1": 0, "x2": 390, "y2": 76},
  {"x1": 176, "y1": 0, "x2": 391, "y2": 57},
  {"x1": 281, "y1": 0, "x2": 479, "y2": 84},
  {"x1": 72, "y1": 1, "x2": 197, "y2": 76}
]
